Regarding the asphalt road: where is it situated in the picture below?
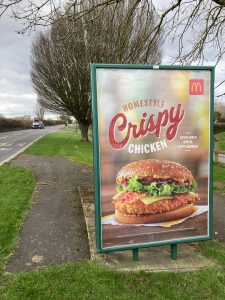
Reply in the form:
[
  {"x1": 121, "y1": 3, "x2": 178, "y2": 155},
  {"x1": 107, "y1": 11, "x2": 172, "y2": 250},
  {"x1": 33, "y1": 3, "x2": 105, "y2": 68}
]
[{"x1": 0, "y1": 126, "x2": 61, "y2": 165}]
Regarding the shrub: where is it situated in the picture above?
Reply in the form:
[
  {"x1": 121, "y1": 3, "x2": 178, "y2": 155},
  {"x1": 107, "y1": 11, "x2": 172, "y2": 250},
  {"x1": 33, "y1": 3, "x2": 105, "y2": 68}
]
[
  {"x1": 214, "y1": 123, "x2": 225, "y2": 135},
  {"x1": 0, "y1": 117, "x2": 32, "y2": 132},
  {"x1": 214, "y1": 111, "x2": 221, "y2": 122}
]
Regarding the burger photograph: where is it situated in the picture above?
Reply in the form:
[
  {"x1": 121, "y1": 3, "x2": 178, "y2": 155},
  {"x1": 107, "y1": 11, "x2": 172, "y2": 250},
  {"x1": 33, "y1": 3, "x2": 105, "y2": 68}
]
[
  {"x1": 101, "y1": 158, "x2": 208, "y2": 248},
  {"x1": 113, "y1": 159, "x2": 200, "y2": 224}
]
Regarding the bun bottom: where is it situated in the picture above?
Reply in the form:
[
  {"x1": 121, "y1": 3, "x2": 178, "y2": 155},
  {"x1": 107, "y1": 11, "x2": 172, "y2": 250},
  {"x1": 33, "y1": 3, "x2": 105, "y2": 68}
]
[{"x1": 115, "y1": 204, "x2": 195, "y2": 224}]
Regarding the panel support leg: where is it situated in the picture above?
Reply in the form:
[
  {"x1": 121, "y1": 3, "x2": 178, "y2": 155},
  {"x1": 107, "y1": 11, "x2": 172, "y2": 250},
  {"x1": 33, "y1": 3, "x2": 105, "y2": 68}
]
[
  {"x1": 171, "y1": 244, "x2": 177, "y2": 260},
  {"x1": 133, "y1": 248, "x2": 139, "y2": 261}
]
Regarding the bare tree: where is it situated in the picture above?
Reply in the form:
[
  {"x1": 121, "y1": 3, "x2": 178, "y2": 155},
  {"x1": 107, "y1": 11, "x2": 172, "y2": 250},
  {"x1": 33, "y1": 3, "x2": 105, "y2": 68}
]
[
  {"x1": 30, "y1": 1, "x2": 162, "y2": 141},
  {"x1": 59, "y1": 113, "x2": 70, "y2": 125},
  {"x1": 1, "y1": 0, "x2": 225, "y2": 63},
  {"x1": 2, "y1": 0, "x2": 225, "y2": 93},
  {"x1": 215, "y1": 98, "x2": 225, "y2": 118},
  {"x1": 34, "y1": 96, "x2": 45, "y2": 120}
]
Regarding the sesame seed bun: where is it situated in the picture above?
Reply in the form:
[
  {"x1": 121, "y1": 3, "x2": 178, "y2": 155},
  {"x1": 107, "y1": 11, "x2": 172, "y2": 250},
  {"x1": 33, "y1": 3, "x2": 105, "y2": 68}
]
[
  {"x1": 115, "y1": 204, "x2": 195, "y2": 224},
  {"x1": 116, "y1": 159, "x2": 193, "y2": 184}
]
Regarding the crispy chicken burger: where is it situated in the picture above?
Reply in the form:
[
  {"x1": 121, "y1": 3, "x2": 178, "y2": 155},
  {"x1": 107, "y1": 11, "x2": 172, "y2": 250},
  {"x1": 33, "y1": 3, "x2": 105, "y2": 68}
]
[{"x1": 113, "y1": 159, "x2": 200, "y2": 224}]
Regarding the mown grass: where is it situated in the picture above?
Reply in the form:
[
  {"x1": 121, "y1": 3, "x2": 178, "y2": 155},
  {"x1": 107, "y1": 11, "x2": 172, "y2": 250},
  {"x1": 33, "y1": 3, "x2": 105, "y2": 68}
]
[
  {"x1": 213, "y1": 163, "x2": 225, "y2": 193},
  {"x1": 60, "y1": 124, "x2": 77, "y2": 132},
  {"x1": 215, "y1": 131, "x2": 225, "y2": 151},
  {"x1": 0, "y1": 165, "x2": 35, "y2": 272},
  {"x1": 25, "y1": 133, "x2": 93, "y2": 167},
  {"x1": 0, "y1": 241, "x2": 225, "y2": 300}
]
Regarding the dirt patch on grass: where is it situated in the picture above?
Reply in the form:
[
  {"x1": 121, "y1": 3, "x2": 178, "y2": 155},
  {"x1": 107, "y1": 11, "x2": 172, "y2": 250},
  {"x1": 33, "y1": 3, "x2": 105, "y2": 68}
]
[{"x1": 214, "y1": 182, "x2": 225, "y2": 189}]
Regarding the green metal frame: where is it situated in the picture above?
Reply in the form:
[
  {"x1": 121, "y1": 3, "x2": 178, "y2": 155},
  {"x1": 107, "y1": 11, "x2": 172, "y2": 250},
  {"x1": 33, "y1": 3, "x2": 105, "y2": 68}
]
[{"x1": 91, "y1": 63, "x2": 215, "y2": 253}]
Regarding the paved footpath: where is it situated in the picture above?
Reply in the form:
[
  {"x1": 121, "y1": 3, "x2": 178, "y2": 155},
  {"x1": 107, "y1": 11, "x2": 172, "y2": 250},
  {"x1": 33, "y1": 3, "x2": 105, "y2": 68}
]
[
  {"x1": 6, "y1": 154, "x2": 93, "y2": 272},
  {"x1": 213, "y1": 193, "x2": 225, "y2": 241}
]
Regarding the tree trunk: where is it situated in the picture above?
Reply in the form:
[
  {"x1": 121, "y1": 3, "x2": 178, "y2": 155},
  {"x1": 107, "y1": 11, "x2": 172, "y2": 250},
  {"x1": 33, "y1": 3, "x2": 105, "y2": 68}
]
[{"x1": 79, "y1": 123, "x2": 89, "y2": 142}]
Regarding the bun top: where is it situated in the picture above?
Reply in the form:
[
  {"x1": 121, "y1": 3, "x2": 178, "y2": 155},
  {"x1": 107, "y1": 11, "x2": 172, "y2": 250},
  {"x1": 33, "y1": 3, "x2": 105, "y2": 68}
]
[{"x1": 116, "y1": 159, "x2": 193, "y2": 184}]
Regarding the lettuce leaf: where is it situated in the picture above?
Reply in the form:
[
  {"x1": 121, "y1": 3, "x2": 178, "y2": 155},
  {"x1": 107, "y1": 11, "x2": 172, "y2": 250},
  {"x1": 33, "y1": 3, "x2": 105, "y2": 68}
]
[{"x1": 116, "y1": 178, "x2": 197, "y2": 197}]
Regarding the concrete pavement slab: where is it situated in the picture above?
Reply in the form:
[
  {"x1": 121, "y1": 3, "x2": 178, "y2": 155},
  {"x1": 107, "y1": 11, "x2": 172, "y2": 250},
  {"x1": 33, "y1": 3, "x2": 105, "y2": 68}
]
[
  {"x1": 213, "y1": 193, "x2": 225, "y2": 241},
  {"x1": 6, "y1": 154, "x2": 92, "y2": 272}
]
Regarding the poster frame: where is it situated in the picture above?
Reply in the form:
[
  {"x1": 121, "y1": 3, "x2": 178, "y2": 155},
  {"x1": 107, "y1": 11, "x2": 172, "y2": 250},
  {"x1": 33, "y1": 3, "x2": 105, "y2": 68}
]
[{"x1": 91, "y1": 63, "x2": 214, "y2": 253}]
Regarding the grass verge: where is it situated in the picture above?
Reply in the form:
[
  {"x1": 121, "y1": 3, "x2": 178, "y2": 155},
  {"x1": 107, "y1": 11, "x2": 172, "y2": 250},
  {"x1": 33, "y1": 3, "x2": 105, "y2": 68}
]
[
  {"x1": 60, "y1": 124, "x2": 77, "y2": 132},
  {"x1": 0, "y1": 241, "x2": 225, "y2": 300},
  {"x1": 0, "y1": 165, "x2": 36, "y2": 272},
  {"x1": 213, "y1": 163, "x2": 225, "y2": 193},
  {"x1": 215, "y1": 131, "x2": 225, "y2": 151},
  {"x1": 25, "y1": 133, "x2": 93, "y2": 167}
]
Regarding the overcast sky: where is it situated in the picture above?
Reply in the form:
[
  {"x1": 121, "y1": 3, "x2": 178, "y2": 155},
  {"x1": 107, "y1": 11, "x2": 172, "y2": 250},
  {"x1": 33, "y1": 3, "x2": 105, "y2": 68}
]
[
  {"x1": 0, "y1": 6, "x2": 224, "y2": 119},
  {"x1": 0, "y1": 14, "x2": 37, "y2": 118},
  {"x1": 0, "y1": 14, "x2": 58, "y2": 119}
]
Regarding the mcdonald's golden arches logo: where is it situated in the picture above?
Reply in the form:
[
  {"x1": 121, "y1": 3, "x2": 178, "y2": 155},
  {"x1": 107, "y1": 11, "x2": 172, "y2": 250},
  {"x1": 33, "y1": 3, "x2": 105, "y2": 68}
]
[{"x1": 189, "y1": 79, "x2": 204, "y2": 95}]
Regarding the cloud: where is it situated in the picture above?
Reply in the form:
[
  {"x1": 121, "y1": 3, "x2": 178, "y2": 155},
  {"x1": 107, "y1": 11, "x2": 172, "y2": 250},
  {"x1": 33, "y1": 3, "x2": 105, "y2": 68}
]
[
  {"x1": 0, "y1": 93, "x2": 36, "y2": 117},
  {"x1": 0, "y1": 14, "x2": 37, "y2": 117},
  {"x1": 0, "y1": 1, "x2": 224, "y2": 120},
  {"x1": 159, "y1": 2, "x2": 225, "y2": 98},
  {"x1": 0, "y1": 14, "x2": 60, "y2": 119}
]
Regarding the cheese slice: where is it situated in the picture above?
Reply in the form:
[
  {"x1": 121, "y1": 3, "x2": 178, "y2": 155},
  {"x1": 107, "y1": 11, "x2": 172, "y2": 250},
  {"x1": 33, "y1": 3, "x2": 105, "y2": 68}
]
[
  {"x1": 161, "y1": 206, "x2": 198, "y2": 227},
  {"x1": 189, "y1": 192, "x2": 198, "y2": 198},
  {"x1": 161, "y1": 218, "x2": 185, "y2": 228},
  {"x1": 140, "y1": 196, "x2": 173, "y2": 205}
]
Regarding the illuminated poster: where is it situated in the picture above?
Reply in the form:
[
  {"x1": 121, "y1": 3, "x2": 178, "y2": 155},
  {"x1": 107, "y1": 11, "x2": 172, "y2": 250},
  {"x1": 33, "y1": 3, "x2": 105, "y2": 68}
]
[{"x1": 91, "y1": 64, "x2": 214, "y2": 252}]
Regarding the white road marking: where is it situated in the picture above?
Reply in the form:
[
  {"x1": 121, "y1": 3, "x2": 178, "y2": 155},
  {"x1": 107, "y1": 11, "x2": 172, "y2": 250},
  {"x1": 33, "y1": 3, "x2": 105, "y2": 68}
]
[
  {"x1": 15, "y1": 143, "x2": 26, "y2": 147},
  {"x1": 13, "y1": 132, "x2": 23, "y2": 136},
  {"x1": 0, "y1": 126, "x2": 60, "y2": 165},
  {"x1": 0, "y1": 136, "x2": 8, "y2": 140},
  {"x1": 0, "y1": 148, "x2": 13, "y2": 151},
  {"x1": 0, "y1": 143, "x2": 13, "y2": 147},
  {"x1": 0, "y1": 136, "x2": 43, "y2": 165}
]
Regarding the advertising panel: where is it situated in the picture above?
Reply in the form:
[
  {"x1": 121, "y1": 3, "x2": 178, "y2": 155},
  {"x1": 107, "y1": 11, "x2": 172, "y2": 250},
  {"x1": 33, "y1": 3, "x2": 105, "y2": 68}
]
[{"x1": 91, "y1": 64, "x2": 214, "y2": 252}]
